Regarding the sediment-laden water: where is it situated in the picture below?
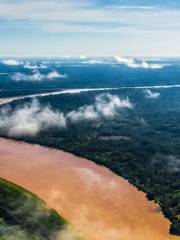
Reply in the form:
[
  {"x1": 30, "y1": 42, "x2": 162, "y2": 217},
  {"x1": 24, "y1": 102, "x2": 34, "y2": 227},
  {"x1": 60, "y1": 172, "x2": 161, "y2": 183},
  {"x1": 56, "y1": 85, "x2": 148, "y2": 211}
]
[{"x1": 0, "y1": 138, "x2": 178, "y2": 240}]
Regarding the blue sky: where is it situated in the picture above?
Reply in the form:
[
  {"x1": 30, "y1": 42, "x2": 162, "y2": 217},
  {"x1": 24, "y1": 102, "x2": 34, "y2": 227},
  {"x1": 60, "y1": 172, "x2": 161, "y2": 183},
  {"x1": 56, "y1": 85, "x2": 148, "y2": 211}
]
[{"x1": 0, "y1": 0, "x2": 180, "y2": 57}]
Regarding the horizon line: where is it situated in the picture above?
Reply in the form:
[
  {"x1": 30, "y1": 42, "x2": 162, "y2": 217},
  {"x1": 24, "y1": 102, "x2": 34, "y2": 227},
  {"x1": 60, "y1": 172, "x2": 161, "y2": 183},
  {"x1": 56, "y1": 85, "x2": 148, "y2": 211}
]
[{"x1": 1, "y1": 55, "x2": 180, "y2": 59}]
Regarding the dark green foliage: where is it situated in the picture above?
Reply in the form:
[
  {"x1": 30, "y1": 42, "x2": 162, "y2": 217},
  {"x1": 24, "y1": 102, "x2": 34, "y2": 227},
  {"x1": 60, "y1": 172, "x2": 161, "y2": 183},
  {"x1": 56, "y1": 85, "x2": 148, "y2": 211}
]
[
  {"x1": 0, "y1": 178, "x2": 67, "y2": 240},
  {"x1": 1, "y1": 88, "x2": 180, "y2": 236}
]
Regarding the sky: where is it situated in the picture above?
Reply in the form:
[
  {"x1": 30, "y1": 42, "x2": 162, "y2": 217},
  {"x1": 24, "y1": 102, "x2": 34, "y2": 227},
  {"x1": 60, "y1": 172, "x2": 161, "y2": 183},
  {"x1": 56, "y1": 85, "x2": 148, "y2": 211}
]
[{"x1": 0, "y1": 0, "x2": 180, "y2": 57}]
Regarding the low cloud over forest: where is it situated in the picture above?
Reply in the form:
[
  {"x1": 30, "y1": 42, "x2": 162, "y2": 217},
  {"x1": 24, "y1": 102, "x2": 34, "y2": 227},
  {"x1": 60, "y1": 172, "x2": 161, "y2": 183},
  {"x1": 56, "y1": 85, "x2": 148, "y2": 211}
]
[{"x1": 0, "y1": 93, "x2": 132, "y2": 137}]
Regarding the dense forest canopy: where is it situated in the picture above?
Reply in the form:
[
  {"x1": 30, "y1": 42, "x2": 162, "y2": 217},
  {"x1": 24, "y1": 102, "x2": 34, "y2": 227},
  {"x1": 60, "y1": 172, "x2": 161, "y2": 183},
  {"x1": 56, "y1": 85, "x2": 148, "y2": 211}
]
[
  {"x1": 0, "y1": 178, "x2": 81, "y2": 240},
  {"x1": 0, "y1": 58, "x2": 180, "y2": 235},
  {"x1": 0, "y1": 87, "x2": 179, "y2": 235}
]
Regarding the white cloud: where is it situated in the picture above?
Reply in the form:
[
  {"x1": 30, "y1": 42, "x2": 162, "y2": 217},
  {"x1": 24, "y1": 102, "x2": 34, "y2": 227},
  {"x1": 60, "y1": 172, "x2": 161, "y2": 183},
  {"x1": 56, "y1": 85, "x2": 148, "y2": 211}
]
[
  {"x1": 2, "y1": 59, "x2": 22, "y2": 66},
  {"x1": 1, "y1": 1, "x2": 180, "y2": 57},
  {"x1": 0, "y1": 99, "x2": 66, "y2": 136},
  {"x1": 24, "y1": 62, "x2": 48, "y2": 69},
  {"x1": 95, "y1": 94, "x2": 132, "y2": 116},
  {"x1": 0, "y1": 1, "x2": 180, "y2": 33},
  {"x1": 115, "y1": 56, "x2": 164, "y2": 69},
  {"x1": 144, "y1": 89, "x2": 160, "y2": 98},
  {"x1": 12, "y1": 70, "x2": 67, "y2": 81},
  {"x1": 0, "y1": 93, "x2": 132, "y2": 137},
  {"x1": 47, "y1": 71, "x2": 66, "y2": 79},
  {"x1": 82, "y1": 59, "x2": 103, "y2": 64},
  {"x1": 67, "y1": 93, "x2": 132, "y2": 121},
  {"x1": 12, "y1": 71, "x2": 43, "y2": 81},
  {"x1": 67, "y1": 105, "x2": 98, "y2": 121},
  {"x1": 79, "y1": 55, "x2": 87, "y2": 59}
]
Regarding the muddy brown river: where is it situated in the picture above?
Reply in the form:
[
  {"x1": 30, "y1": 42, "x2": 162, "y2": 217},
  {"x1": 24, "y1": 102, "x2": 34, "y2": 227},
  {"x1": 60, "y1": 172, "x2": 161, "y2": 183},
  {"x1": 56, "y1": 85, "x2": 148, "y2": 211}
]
[{"x1": 0, "y1": 138, "x2": 179, "y2": 240}]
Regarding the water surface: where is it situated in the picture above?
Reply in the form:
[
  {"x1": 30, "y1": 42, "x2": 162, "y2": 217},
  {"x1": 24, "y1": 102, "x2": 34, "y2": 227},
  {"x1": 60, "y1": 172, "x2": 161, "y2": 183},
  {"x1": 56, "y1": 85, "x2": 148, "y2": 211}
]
[{"x1": 0, "y1": 138, "x2": 178, "y2": 240}]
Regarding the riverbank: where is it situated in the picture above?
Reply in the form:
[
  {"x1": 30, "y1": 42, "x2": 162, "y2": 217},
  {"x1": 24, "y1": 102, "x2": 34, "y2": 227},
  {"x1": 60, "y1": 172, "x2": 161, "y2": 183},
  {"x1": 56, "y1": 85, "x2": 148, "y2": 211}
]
[{"x1": 0, "y1": 138, "x2": 178, "y2": 240}]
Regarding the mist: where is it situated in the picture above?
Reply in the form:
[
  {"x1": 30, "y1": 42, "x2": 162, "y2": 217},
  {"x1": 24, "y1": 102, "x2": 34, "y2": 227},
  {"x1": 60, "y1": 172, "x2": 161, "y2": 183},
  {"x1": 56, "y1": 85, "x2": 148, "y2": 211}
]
[{"x1": 0, "y1": 93, "x2": 132, "y2": 137}]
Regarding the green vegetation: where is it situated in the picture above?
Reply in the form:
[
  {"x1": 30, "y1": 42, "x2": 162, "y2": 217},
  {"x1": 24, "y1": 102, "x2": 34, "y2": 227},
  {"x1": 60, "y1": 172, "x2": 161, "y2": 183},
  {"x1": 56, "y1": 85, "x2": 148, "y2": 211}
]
[
  {"x1": 0, "y1": 88, "x2": 180, "y2": 235},
  {"x1": 0, "y1": 178, "x2": 80, "y2": 240}
]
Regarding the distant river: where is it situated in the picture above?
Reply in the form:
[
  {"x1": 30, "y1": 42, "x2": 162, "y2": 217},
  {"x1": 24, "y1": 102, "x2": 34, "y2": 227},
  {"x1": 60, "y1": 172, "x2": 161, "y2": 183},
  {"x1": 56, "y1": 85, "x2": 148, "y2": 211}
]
[
  {"x1": 0, "y1": 138, "x2": 178, "y2": 240},
  {"x1": 0, "y1": 88, "x2": 117, "y2": 106}
]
